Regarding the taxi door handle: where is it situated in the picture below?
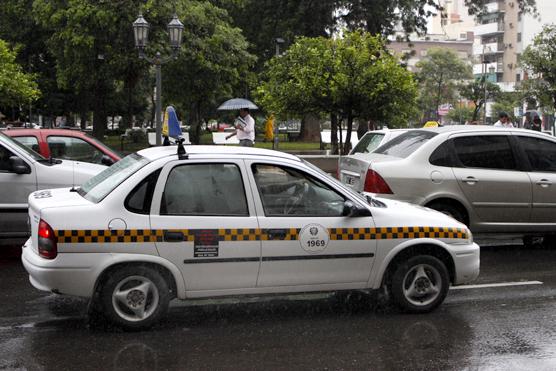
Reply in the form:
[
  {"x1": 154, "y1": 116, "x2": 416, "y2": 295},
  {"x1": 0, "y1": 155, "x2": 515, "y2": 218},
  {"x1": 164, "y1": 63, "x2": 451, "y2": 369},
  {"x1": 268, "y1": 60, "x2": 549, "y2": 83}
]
[
  {"x1": 164, "y1": 231, "x2": 184, "y2": 242},
  {"x1": 536, "y1": 179, "x2": 552, "y2": 187},
  {"x1": 462, "y1": 176, "x2": 479, "y2": 185},
  {"x1": 267, "y1": 229, "x2": 287, "y2": 239}
]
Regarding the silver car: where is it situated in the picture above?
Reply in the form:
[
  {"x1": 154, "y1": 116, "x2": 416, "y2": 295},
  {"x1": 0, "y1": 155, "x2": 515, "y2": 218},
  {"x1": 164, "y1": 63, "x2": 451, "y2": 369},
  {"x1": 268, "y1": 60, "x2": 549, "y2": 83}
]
[{"x1": 339, "y1": 126, "x2": 556, "y2": 237}]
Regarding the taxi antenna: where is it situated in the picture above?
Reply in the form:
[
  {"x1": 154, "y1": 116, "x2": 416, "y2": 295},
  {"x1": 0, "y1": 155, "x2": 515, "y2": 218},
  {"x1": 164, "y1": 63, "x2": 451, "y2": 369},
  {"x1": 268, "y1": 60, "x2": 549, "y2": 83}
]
[{"x1": 177, "y1": 137, "x2": 188, "y2": 159}]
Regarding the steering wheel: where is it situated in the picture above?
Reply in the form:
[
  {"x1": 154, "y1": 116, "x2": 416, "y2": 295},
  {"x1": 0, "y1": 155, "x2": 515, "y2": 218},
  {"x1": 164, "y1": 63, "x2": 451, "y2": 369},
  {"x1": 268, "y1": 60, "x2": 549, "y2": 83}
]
[{"x1": 283, "y1": 182, "x2": 309, "y2": 215}]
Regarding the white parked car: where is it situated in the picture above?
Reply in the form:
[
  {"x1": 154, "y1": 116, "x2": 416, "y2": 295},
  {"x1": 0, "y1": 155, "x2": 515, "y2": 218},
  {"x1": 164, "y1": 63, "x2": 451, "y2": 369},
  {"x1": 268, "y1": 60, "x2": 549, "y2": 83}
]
[
  {"x1": 0, "y1": 132, "x2": 106, "y2": 245},
  {"x1": 22, "y1": 145, "x2": 479, "y2": 330}
]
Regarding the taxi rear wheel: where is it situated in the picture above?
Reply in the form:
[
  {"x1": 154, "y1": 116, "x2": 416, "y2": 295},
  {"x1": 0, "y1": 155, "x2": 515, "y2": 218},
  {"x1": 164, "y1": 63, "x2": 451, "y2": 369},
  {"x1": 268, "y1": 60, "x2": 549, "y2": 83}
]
[
  {"x1": 99, "y1": 266, "x2": 170, "y2": 330},
  {"x1": 390, "y1": 255, "x2": 449, "y2": 313}
]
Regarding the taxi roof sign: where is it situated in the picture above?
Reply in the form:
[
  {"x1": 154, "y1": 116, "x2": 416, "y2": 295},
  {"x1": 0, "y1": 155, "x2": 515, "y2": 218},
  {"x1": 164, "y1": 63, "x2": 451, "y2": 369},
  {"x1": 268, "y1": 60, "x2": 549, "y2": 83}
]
[{"x1": 423, "y1": 121, "x2": 440, "y2": 128}]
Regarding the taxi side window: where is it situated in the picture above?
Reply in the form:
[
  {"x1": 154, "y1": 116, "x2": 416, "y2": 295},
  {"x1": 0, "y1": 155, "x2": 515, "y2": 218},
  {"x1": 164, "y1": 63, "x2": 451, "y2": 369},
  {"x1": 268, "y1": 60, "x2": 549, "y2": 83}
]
[
  {"x1": 252, "y1": 164, "x2": 345, "y2": 217},
  {"x1": 161, "y1": 163, "x2": 248, "y2": 216},
  {"x1": 125, "y1": 169, "x2": 161, "y2": 214}
]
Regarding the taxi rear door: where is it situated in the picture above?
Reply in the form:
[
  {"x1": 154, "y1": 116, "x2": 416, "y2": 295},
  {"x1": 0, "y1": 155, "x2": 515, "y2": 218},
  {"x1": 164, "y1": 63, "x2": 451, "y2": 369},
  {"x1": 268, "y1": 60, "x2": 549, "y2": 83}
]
[
  {"x1": 247, "y1": 161, "x2": 377, "y2": 289},
  {"x1": 149, "y1": 159, "x2": 261, "y2": 293}
]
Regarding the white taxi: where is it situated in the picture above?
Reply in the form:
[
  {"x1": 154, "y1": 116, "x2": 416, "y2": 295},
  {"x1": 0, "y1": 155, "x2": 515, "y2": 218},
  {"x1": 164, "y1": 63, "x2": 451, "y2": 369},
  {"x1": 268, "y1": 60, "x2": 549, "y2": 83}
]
[{"x1": 22, "y1": 145, "x2": 479, "y2": 330}]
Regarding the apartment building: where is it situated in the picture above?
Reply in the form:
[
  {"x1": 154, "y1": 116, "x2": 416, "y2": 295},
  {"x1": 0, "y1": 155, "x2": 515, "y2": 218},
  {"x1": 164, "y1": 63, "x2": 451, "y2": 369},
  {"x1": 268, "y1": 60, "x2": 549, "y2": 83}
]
[{"x1": 473, "y1": 0, "x2": 556, "y2": 92}]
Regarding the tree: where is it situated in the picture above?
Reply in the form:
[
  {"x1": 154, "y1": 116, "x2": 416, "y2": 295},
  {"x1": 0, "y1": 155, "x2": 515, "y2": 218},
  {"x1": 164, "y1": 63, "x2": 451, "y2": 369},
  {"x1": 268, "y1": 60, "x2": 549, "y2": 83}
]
[
  {"x1": 0, "y1": 39, "x2": 40, "y2": 111},
  {"x1": 520, "y1": 24, "x2": 556, "y2": 114},
  {"x1": 445, "y1": 105, "x2": 474, "y2": 125},
  {"x1": 416, "y1": 48, "x2": 471, "y2": 121},
  {"x1": 491, "y1": 91, "x2": 521, "y2": 122},
  {"x1": 257, "y1": 31, "x2": 416, "y2": 154},
  {"x1": 459, "y1": 79, "x2": 501, "y2": 122}
]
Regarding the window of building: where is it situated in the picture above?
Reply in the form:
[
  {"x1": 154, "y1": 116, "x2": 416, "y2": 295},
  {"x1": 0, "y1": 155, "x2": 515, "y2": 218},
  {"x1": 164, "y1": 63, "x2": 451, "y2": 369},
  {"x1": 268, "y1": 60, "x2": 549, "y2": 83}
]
[
  {"x1": 517, "y1": 32, "x2": 522, "y2": 42},
  {"x1": 516, "y1": 73, "x2": 521, "y2": 82}
]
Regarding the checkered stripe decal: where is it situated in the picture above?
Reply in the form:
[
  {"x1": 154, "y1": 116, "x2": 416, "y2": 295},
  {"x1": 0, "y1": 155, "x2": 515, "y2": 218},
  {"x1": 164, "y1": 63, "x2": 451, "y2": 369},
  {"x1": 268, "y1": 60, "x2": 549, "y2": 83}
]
[
  {"x1": 55, "y1": 229, "x2": 165, "y2": 244},
  {"x1": 329, "y1": 226, "x2": 469, "y2": 240},
  {"x1": 55, "y1": 226, "x2": 468, "y2": 244}
]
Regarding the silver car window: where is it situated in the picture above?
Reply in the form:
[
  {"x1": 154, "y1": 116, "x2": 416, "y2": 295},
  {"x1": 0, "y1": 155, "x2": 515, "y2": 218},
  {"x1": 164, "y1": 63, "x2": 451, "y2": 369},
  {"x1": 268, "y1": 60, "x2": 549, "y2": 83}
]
[
  {"x1": 453, "y1": 135, "x2": 516, "y2": 170},
  {"x1": 518, "y1": 136, "x2": 556, "y2": 172},
  {"x1": 0, "y1": 132, "x2": 44, "y2": 161},
  {"x1": 374, "y1": 131, "x2": 437, "y2": 158}
]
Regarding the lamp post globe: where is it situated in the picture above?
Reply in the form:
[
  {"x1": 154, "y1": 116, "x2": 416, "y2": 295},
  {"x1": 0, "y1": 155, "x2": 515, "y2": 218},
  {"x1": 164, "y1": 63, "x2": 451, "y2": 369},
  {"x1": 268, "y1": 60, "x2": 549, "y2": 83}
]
[
  {"x1": 167, "y1": 14, "x2": 184, "y2": 49},
  {"x1": 132, "y1": 14, "x2": 150, "y2": 49}
]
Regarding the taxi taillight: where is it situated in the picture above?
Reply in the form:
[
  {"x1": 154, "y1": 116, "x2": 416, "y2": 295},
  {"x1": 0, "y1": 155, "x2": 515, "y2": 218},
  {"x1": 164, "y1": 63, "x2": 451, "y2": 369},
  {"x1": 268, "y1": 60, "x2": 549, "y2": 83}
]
[
  {"x1": 38, "y1": 219, "x2": 57, "y2": 259},
  {"x1": 363, "y1": 169, "x2": 393, "y2": 194}
]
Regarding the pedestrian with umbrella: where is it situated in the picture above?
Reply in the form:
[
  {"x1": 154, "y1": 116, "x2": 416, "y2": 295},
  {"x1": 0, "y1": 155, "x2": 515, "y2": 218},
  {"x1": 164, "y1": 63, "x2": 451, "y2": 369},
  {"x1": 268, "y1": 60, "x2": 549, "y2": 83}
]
[{"x1": 218, "y1": 98, "x2": 257, "y2": 147}]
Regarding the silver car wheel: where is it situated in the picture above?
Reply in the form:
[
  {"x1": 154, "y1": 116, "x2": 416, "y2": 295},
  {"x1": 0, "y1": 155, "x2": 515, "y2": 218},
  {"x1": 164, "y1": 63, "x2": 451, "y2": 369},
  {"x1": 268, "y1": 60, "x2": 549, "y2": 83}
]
[
  {"x1": 112, "y1": 275, "x2": 160, "y2": 322},
  {"x1": 402, "y1": 264, "x2": 442, "y2": 307}
]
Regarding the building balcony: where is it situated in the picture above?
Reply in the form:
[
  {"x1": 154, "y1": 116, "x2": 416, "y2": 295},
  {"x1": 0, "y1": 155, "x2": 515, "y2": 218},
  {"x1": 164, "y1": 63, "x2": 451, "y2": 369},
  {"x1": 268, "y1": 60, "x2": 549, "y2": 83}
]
[
  {"x1": 473, "y1": 62, "x2": 503, "y2": 75},
  {"x1": 498, "y1": 82, "x2": 516, "y2": 92},
  {"x1": 485, "y1": 1, "x2": 505, "y2": 13},
  {"x1": 474, "y1": 22, "x2": 504, "y2": 37},
  {"x1": 473, "y1": 42, "x2": 504, "y2": 55}
]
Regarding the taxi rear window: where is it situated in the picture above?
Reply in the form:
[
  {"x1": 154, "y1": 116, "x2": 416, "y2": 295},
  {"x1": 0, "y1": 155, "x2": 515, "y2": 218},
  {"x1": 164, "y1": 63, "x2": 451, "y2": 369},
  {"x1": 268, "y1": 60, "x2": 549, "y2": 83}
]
[{"x1": 78, "y1": 153, "x2": 150, "y2": 203}]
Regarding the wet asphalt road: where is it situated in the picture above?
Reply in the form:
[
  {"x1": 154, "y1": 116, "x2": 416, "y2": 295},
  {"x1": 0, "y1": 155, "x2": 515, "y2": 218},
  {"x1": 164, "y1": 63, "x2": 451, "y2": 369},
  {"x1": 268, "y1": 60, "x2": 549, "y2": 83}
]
[{"x1": 1, "y1": 240, "x2": 556, "y2": 371}]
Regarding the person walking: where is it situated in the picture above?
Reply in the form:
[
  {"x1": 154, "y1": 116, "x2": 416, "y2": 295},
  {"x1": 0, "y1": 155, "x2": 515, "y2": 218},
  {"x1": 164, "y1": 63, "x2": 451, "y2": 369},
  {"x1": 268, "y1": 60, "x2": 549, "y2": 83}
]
[
  {"x1": 493, "y1": 112, "x2": 514, "y2": 128},
  {"x1": 226, "y1": 107, "x2": 255, "y2": 146}
]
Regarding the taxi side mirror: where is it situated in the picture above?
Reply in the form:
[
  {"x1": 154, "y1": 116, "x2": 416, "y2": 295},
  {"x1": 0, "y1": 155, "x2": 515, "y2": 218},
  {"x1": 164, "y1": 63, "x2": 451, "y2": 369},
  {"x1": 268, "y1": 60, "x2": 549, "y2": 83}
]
[
  {"x1": 101, "y1": 155, "x2": 115, "y2": 166},
  {"x1": 9, "y1": 156, "x2": 31, "y2": 174},
  {"x1": 342, "y1": 200, "x2": 372, "y2": 217}
]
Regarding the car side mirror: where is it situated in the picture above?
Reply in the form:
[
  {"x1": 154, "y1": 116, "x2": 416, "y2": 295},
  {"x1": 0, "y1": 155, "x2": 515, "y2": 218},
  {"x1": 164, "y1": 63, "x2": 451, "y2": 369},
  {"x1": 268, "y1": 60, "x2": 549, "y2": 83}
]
[
  {"x1": 101, "y1": 155, "x2": 115, "y2": 166},
  {"x1": 342, "y1": 200, "x2": 372, "y2": 217},
  {"x1": 9, "y1": 156, "x2": 31, "y2": 174}
]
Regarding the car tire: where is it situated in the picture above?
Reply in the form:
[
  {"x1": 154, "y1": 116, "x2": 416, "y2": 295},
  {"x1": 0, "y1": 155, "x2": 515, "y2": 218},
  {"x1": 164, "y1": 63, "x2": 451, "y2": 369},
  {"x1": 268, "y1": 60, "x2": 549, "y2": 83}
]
[
  {"x1": 390, "y1": 255, "x2": 450, "y2": 313},
  {"x1": 427, "y1": 202, "x2": 467, "y2": 225},
  {"x1": 99, "y1": 266, "x2": 170, "y2": 330}
]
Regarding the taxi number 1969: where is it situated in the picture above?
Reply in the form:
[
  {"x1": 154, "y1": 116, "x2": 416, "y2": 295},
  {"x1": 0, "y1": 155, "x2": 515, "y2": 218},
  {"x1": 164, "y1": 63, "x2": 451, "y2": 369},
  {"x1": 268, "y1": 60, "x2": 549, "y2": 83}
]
[{"x1": 307, "y1": 240, "x2": 326, "y2": 248}]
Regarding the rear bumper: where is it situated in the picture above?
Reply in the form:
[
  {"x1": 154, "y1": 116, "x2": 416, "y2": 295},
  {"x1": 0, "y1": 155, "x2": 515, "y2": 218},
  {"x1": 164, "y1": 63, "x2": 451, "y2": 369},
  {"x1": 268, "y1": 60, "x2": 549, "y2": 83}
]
[
  {"x1": 452, "y1": 242, "x2": 480, "y2": 285},
  {"x1": 21, "y1": 238, "x2": 97, "y2": 298}
]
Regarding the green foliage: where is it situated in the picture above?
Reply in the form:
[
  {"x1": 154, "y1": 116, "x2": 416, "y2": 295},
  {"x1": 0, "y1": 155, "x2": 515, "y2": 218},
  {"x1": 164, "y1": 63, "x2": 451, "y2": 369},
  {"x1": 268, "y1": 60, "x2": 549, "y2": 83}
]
[
  {"x1": 256, "y1": 31, "x2": 416, "y2": 152},
  {"x1": 459, "y1": 79, "x2": 501, "y2": 121},
  {"x1": 416, "y1": 48, "x2": 472, "y2": 120},
  {"x1": 445, "y1": 106, "x2": 474, "y2": 125},
  {"x1": 0, "y1": 39, "x2": 40, "y2": 107},
  {"x1": 520, "y1": 24, "x2": 556, "y2": 112},
  {"x1": 491, "y1": 92, "x2": 521, "y2": 122}
]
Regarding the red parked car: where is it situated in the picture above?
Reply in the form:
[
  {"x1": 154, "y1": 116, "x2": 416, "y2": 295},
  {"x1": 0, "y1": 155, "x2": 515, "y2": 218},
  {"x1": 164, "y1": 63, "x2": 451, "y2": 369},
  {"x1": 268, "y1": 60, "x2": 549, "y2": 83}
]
[{"x1": 3, "y1": 129, "x2": 121, "y2": 166}]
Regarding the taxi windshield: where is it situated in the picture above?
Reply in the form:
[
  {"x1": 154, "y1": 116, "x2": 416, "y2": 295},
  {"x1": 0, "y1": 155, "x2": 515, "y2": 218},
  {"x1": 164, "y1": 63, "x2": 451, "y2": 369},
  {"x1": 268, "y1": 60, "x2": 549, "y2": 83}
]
[{"x1": 78, "y1": 153, "x2": 150, "y2": 203}]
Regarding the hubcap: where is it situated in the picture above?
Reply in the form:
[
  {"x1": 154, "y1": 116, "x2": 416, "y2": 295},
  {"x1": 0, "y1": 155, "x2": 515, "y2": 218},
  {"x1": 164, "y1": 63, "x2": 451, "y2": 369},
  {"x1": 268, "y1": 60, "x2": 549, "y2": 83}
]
[
  {"x1": 112, "y1": 275, "x2": 159, "y2": 322},
  {"x1": 402, "y1": 264, "x2": 442, "y2": 307}
]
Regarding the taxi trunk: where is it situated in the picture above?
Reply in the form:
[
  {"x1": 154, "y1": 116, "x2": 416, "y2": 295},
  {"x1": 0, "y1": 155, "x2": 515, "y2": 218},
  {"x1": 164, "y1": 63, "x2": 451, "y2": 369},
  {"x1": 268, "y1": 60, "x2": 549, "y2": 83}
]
[{"x1": 28, "y1": 188, "x2": 92, "y2": 257}]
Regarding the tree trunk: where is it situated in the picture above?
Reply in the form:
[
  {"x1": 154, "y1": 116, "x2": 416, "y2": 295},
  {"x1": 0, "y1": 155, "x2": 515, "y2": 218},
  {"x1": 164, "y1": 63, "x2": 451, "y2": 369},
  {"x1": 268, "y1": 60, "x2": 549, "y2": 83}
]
[
  {"x1": 343, "y1": 112, "x2": 354, "y2": 155},
  {"x1": 79, "y1": 110, "x2": 88, "y2": 130},
  {"x1": 92, "y1": 86, "x2": 106, "y2": 139},
  {"x1": 357, "y1": 119, "x2": 368, "y2": 139},
  {"x1": 330, "y1": 113, "x2": 339, "y2": 155},
  {"x1": 300, "y1": 113, "x2": 320, "y2": 142}
]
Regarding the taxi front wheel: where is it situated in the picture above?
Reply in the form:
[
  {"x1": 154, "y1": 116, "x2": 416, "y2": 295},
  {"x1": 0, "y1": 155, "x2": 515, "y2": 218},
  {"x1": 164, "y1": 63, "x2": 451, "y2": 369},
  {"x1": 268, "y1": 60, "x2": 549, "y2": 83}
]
[
  {"x1": 99, "y1": 266, "x2": 170, "y2": 330},
  {"x1": 390, "y1": 255, "x2": 449, "y2": 313}
]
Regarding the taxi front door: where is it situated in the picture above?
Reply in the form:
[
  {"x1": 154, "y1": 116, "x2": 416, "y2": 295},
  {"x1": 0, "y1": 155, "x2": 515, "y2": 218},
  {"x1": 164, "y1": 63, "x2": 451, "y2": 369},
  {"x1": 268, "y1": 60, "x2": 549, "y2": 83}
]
[
  {"x1": 150, "y1": 160, "x2": 261, "y2": 293},
  {"x1": 248, "y1": 162, "x2": 377, "y2": 289}
]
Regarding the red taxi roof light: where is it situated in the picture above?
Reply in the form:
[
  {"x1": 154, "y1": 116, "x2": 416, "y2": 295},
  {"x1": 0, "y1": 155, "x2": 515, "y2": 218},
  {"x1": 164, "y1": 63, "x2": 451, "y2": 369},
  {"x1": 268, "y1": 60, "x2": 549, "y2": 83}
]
[
  {"x1": 364, "y1": 169, "x2": 393, "y2": 194},
  {"x1": 38, "y1": 219, "x2": 57, "y2": 259}
]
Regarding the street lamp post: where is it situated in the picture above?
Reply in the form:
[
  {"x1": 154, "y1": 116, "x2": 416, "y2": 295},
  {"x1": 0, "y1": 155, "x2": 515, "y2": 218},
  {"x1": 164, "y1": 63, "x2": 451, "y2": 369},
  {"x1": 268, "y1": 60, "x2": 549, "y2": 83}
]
[
  {"x1": 273, "y1": 37, "x2": 285, "y2": 150},
  {"x1": 133, "y1": 13, "x2": 184, "y2": 145}
]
